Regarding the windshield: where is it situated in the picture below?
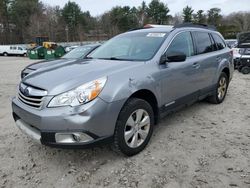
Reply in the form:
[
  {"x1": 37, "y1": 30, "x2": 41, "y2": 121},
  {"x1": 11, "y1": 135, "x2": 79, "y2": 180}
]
[
  {"x1": 63, "y1": 46, "x2": 96, "y2": 59},
  {"x1": 89, "y1": 32, "x2": 168, "y2": 61}
]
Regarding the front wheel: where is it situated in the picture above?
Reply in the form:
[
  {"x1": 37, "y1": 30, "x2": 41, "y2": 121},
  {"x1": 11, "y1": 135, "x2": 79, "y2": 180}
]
[
  {"x1": 113, "y1": 98, "x2": 154, "y2": 156},
  {"x1": 207, "y1": 72, "x2": 229, "y2": 104}
]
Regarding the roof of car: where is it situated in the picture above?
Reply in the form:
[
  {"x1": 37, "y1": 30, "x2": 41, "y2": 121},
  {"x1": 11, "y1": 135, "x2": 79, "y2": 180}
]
[
  {"x1": 73, "y1": 43, "x2": 100, "y2": 49},
  {"x1": 126, "y1": 23, "x2": 219, "y2": 36},
  {"x1": 83, "y1": 43, "x2": 101, "y2": 47},
  {"x1": 126, "y1": 27, "x2": 219, "y2": 36}
]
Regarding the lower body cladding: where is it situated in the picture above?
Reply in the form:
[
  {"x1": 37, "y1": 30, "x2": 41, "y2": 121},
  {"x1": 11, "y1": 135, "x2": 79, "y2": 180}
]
[{"x1": 12, "y1": 97, "x2": 125, "y2": 148}]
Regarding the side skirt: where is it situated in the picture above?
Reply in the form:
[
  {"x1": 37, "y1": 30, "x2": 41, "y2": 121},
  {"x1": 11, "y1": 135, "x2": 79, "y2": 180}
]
[{"x1": 159, "y1": 85, "x2": 216, "y2": 119}]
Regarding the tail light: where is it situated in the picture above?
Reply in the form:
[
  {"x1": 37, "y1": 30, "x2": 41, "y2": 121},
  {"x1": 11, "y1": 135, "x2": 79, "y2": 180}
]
[{"x1": 230, "y1": 50, "x2": 233, "y2": 56}]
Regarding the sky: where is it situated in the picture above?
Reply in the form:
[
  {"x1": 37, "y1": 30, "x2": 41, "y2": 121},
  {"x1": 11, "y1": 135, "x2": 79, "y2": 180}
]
[{"x1": 41, "y1": 0, "x2": 250, "y2": 16}]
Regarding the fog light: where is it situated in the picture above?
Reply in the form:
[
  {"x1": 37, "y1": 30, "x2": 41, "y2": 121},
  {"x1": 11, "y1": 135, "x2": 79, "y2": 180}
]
[{"x1": 55, "y1": 132, "x2": 94, "y2": 143}]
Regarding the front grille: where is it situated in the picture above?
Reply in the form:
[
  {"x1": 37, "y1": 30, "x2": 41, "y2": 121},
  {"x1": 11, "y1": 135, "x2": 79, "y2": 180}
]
[
  {"x1": 18, "y1": 91, "x2": 44, "y2": 108},
  {"x1": 18, "y1": 83, "x2": 47, "y2": 109}
]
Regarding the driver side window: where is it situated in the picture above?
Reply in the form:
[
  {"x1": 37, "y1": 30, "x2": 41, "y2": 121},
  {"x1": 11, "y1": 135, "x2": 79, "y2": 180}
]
[{"x1": 167, "y1": 32, "x2": 194, "y2": 57}]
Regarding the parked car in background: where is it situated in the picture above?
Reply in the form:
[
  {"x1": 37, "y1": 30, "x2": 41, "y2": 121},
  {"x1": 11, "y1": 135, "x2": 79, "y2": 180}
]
[
  {"x1": 225, "y1": 39, "x2": 237, "y2": 48},
  {"x1": 0, "y1": 45, "x2": 27, "y2": 56},
  {"x1": 65, "y1": 45, "x2": 79, "y2": 53},
  {"x1": 12, "y1": 24, "x2": 233, "y2": 156},
  {"x1": 21, "y1": 44, "x2": 100, "y2": 79},
  {"x1": 225, "y1": 40, "x2": 240, "y2": 68},
  {"x1": 234, "y1": 32, "x2": 250, "y2": 70},
  {"x1": 237, "y1": 48, "x2": 250, "y2": 74}
]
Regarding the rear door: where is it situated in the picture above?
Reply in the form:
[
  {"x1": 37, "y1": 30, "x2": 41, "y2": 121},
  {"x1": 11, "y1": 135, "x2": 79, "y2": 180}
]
[{"x1": 192, "y1": 31, "x2": 218, "y2": 91}]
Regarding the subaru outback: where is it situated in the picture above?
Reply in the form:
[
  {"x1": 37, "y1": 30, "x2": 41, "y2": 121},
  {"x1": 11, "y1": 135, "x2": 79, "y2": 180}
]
[{"x1": 12, "y1": 24, "x2": 234, "y2": 156}]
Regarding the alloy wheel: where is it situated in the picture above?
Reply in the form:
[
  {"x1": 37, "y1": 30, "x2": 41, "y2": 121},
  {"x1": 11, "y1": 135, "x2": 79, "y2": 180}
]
[
  {"x1": 217, "y1": 76, "x2": 227, "y2": 100},
  {"x1": 124, "y1": 109, "x2": 150, "y2": 148}
]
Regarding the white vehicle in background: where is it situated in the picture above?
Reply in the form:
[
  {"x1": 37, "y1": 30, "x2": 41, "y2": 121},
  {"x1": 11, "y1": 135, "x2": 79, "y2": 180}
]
[
  {"x1": 0, "y1": 45, "x2": 27, "y2": 56},
  {"x1": 225, "y1": 39, "x2": 240, "y2": 62}
]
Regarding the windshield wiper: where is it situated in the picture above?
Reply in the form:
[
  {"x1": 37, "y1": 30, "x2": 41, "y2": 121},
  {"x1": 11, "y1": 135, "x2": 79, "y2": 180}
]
[
  {"x1": 85, "y1": 56, "x2": 93, "y2": 59},
  {"x1": 98, "y1": 57, "x2": 134, "y2": 61}
]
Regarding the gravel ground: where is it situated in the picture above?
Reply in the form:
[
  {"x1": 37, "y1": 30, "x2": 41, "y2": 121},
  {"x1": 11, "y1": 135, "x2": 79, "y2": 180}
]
[{"x1": 0, "y1": 57, "x2": 250, "y2": 188}]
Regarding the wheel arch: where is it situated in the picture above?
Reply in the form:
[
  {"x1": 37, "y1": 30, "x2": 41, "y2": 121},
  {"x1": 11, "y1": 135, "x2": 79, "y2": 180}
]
[
  {"x1": 127, "y1": 89, "x2": 159, "y2": 125},
  {"x1": 222, "y1": 67, "x2": 230, "y2": 80}
]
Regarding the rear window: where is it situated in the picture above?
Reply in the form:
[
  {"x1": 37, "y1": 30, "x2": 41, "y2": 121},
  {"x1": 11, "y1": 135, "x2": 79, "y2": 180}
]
[
  {"x1": 212, "y1": 33, "x2": 226, "y2": 50},
  {"x1": 194, "y1": 32, "x2": 213, "y2": 54}
]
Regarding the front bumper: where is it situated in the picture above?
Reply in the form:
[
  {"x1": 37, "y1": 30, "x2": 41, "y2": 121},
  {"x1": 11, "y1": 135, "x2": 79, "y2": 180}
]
[{"x1": 12, "y1": 97, "x2": 125, "y2": 148}]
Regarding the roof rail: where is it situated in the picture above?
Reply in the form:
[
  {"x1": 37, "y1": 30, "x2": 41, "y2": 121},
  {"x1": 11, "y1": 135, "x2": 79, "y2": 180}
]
[{"x1": 174, "y1": 23, "x2": 217, "y2": 31}]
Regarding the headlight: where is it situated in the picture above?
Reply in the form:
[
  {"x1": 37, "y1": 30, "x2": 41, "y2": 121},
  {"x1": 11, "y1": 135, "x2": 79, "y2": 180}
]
[{"x1": 48, "y1": 77, "x2": 107, "y2": 107}]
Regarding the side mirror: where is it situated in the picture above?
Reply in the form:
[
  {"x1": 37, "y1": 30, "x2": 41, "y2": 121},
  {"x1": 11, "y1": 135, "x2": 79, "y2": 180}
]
[
  {"x1": 166, "y1": 51, "x2": 186, "y2": 62},
  {"x1": 159, "y1": 54, "x2": 168, "y2": 64}
]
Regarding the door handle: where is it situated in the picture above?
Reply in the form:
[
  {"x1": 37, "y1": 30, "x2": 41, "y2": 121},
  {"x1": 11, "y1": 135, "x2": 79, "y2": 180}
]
[{"x1": 192, "y1": 62, "x2": 200, "y2": 69}]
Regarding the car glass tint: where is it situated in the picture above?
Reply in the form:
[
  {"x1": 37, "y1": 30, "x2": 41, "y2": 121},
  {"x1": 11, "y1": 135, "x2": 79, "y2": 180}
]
[
  {"x1": 209, "y1": 34, "x2": 218, "y2": 51},
  {"x1": 194, "y1": 32, "x2": 213, "y2": 54},
  {"x1": 212, "y1": 34, "x2": 226, "y2": 50},
  {"x1": 167, "y1": 32, "x2": 194, "y2": 57},
  {"x1": 244, "y1": 48, "x2": 250, "y2": 55}
]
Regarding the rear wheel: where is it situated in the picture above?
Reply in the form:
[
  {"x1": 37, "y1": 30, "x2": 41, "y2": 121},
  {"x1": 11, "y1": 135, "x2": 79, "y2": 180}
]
[
  {"x1": 3, "y1": 52, "x2": 8, "y2": 56},
  {"x1": 113, "y1": 98, "x2": 154, "y2": 156},
  {"x1": 241, "y1": 66, "x2": 250, "y2": 74},
  {"x1": 207, "y1": 72, "x2": 229, "y2": 104}
]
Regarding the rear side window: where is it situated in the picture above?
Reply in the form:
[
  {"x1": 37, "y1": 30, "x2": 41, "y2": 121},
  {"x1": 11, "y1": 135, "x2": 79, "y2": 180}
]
[
  {"x1": 194, "y1": 32, "x2": 213, "y2": 54},
  {"x1": 212, "y1": 33, "x2": 226, "y2": 50},
  {"x1": 167, "y1": 32, "x2": 194, "y2": 57}
]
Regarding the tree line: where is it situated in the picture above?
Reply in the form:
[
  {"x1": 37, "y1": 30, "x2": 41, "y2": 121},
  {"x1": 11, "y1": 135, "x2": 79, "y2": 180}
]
[{"x1": 0, "y1": 0, "x2": 250, "y2": 44}]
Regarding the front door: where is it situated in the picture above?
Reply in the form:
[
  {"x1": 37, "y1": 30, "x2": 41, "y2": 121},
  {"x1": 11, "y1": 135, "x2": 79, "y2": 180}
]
[{"x1": 159, "y1": 31, "x2": 201, "y2": 108}]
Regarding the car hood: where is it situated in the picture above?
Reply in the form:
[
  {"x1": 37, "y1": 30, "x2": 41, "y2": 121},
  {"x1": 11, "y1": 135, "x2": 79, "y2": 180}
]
[
  {"x1": 25, "y1": 58, "x2": 76, "y2": 70},
  {"x1": 22, "y1": 59, "x2": 143, "y2": 95}
]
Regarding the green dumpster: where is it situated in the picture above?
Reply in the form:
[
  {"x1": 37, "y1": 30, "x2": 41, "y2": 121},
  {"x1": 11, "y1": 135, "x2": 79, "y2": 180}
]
[
  {"x1": 45, "y1": 49, "x2": 55, "y2": 60},
  {"x1": 55, "y1": 46, "x2": 66, "y2": 58},
  {"x1": 28, "y1": 46, "x2": 45, "y2": 59}
]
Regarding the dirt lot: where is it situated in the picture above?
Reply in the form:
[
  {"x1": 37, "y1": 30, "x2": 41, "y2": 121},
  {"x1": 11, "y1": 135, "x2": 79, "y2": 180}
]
[{"x1": 0, "y1": 56, "x2": 249, "y2": 188}]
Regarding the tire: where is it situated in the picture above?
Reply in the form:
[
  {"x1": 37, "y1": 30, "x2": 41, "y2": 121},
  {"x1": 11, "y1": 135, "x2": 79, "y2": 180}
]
[
  {"x1": 3, "y1": 52, "x2": 8, "y2": 56},
  {"x1": 207, "y1": 72, "x2": 229, "y2": 104},
  {"x1": 241, "y1": 66, "x2": 250, "y2": 74},
  {"x1": 113, "y1": 98, "x2": 154, "y2": 156},
  {"x1": 238, "y1": 66, "x2": 242, "y2": 72},
  {"x1": 23, "y1": 53, "x2": 27, "y2": 57}
]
